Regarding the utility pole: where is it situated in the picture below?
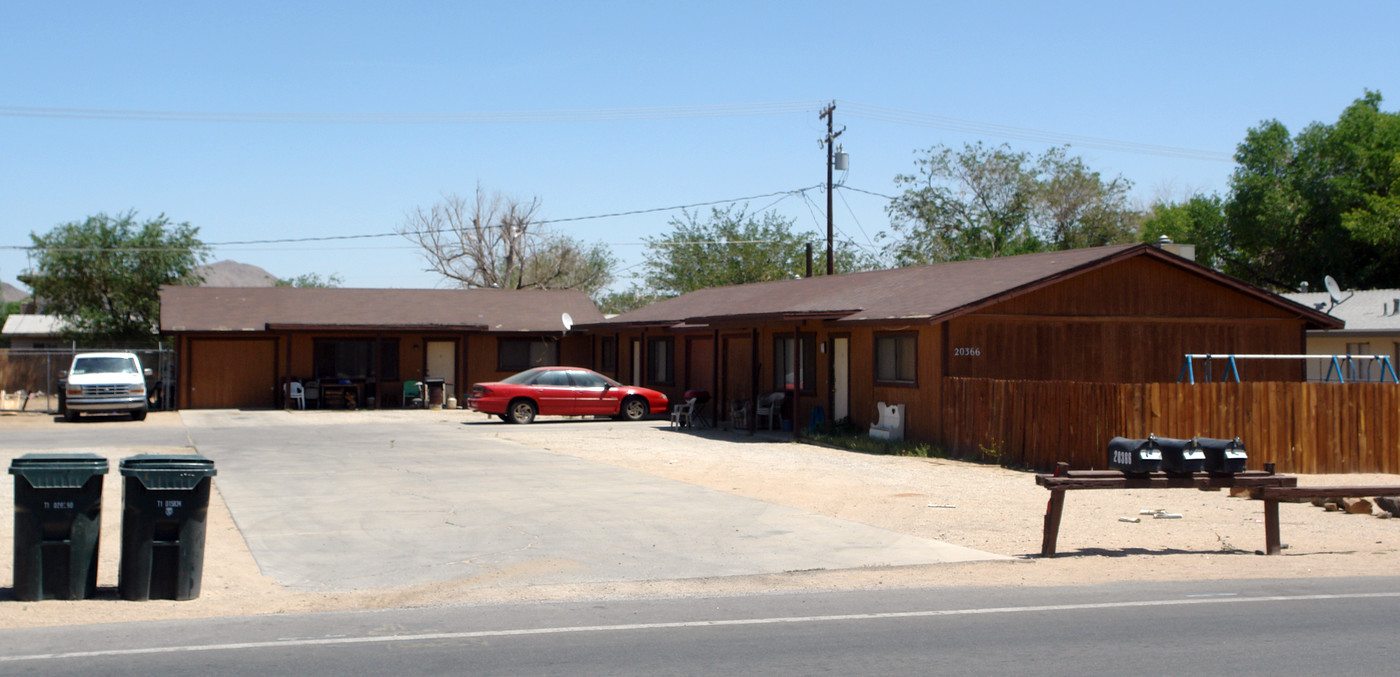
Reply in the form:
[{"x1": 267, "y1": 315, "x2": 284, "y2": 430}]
[{"x1": 819, "y1": 101, "x2": 843, "y2": 276}]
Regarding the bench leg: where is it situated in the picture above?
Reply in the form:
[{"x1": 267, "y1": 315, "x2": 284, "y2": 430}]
[
  {"x1": 1264, "y1": 498, "x2": 1281, "y2": 555},
  {"x1": 1041, "y1": 490, "x2": 1066, "y2": 557}
]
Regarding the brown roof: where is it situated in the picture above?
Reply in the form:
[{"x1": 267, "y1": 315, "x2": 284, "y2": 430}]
[
  {"x1": 593, "y1": 244, "x2": 1343, "y2": 330},
  {"x1": 160, "y1": 287, "x2": 603, "y2": 333}
]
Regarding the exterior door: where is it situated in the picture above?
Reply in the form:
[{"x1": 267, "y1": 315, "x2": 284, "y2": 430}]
[
  {"x1": 426, "y1": 341, "x2": 455, "y2": 399},
  {"x1": 187, "y1": 339, "x2": 277, "y2": 409},
  {"x1": 832, "y1": 336, "x2": 850, "y2": 421}
]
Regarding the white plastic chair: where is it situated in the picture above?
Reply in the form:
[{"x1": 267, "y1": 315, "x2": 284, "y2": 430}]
[
  {"x1": 755, "y1": 392, "x2": 785, "y2": 430},
  {"x1": 670, "y1": 397, "x2": 697, "y2": 428},
  {"x1": 729, "y1": 399, "x2": 749, "y2": 430},
  {"x1": 869, "y1": 401, "x2": 906, "y2": 441},
  {"x1": 287, "y1": 381, "x2": 306, "y2": 410}
]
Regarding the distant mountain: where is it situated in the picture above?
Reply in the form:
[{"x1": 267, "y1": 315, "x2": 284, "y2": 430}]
[
  {"x1": 1, "y1": 281, "x2": 29, "y2": 304},
  {"x1": 195, "y1": 260, "x2": 279, "y2": 287}
]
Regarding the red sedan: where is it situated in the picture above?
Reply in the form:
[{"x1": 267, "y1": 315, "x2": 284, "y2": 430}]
[{"x1": 466, "y1": 366, "x2": 669, "y2": 424}]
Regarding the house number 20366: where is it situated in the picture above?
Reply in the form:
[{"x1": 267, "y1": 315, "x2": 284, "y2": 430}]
[{"x1": 953, "y1": 347, "x2": 982, "y2": 357}]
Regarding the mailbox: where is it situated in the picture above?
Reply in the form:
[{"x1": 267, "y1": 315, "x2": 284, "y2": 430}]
[
  {"x1": 1157, "y1": 436, "x2": 1205, "y2": 473},
  {"x1": 1107, "y1": 436, "x2": 1161, "y2": 474},
  {"x1": 1194, "y1": 437, "x2": 1247, "y2": 473}
]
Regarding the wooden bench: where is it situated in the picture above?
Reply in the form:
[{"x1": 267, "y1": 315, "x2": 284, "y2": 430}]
[
  {"x1": 1037, "y1": 462, "x2": 1297, "y2": 557},
  {"x1": 1258, "y1": 486, "x2": 1400, "y2": 555}
]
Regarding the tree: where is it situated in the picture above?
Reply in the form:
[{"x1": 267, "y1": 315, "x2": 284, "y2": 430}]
[
  {"x1": 398, "y1": 186, "x2": 616, "y2": 296},
  {"x1": 1224, "y1": 91, "x2": 1400, "y2": 289},
  {"x1": 276, "y1": 272, "x2": 344, "y2": 288},
  {"x1": 638, "y1": 205, "x2": 877, "y2": 298},
  {"x1": 886, "y1": 142, "x2": 1041, "y2": 264},
  {"x1": 1138, "y1": 194, "x2": 1229, "y2": 269},
  {"x1": 23, "y1": 211, "x2": 209, "y2": 342},
  {"x1": 885, "y1": 142, "x2": 1140, "y2": 265},
  {"x1": 1033, "y1": 147, "x2": 1138, "y2": 250}
]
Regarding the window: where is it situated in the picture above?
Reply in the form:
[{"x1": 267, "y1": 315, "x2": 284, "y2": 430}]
[
  {"x1": 599, "y1": 336, "x2": 617, "y2": 373},
  {"x1": 647, "y1": 337, "x2": 674, "y2": 385},
  {"x1": 875, "y1": 333, "x2": 917, "y2": 384},
  {"x1": 314, "y1": 339, "x2": 374, "y2": 380},
  {"x1": 498, "y1": 337, "x2": 558, "y2": 372},
  {"x1": 378, "y1": 339, "x2": 400, "y2": 381},
  {"x1": 773, "y1": 334, "x2": 817, "y2": 393},
  {"x1": 568, "y1": 370, "x2": 616, "y2": 388},
  {"x1": 534, "y1": 370, "x2": 570, "y2": 387}
]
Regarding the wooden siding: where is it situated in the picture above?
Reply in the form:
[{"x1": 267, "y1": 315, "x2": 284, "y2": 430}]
[
  {"x1": 986, "y1": 256, "x2": 1295, "y2": 319},
  {"x1": 941, "y1": 378, "x2": 1400, "y2": 474},
  {"x1": 187, "y1": 338, "x2": 278, "y2": 408},
  {"x1": 947, "y1": 315, "x2": 1306, "y2": 382}
]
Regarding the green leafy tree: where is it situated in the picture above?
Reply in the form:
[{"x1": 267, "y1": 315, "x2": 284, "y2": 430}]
[
  {"x1": 594, "y1": 286, "x2": 661, "y2": 315},
  {"x1": 1033, "y1": 147, "x2": 1138, "y2": 250},
  {"x1": 886, "y1": 143, "x2": 1139, "y2": 264},
  {"x1": 276, "y1": 272, "x2": 345, "y2": 288},
  {"x1": 639, "y1": 205, "x2": 876, "y2": 298},
  {"x1": 1224, "y1": 91, "x2": 1400, "y2": 289},
  {"x1": 24, "y1": 211, "x2": 209, "y2": 342},
  {"x1": 1139, "y1": 194, "x2": 1229, "y2": 269}
]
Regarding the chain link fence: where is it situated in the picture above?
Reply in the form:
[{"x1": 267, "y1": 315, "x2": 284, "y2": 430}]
[{"x1": 0, "y1": 347, "x2": 177, "y2": 413}]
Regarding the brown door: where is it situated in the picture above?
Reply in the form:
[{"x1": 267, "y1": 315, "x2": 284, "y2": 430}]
[
  {"x1": 188, "y1": 339, "x2": 277, "y2": 409},
  {"x1": 722, "y1": 335, "x2": 752, "y2": 421}
]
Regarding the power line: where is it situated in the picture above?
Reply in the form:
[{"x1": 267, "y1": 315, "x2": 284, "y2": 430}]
[
  {"x1": 2, "y1": 186, "x2": 827, "y2": 253},
  {"x1": 0, "y1": 102, "x2": 821, "y2": 125},
  {"x1": 838, "y1": 100, "x2": 1233, "y2": 161}
]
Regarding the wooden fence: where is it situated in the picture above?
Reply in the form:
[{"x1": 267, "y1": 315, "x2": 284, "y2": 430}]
[{"x1": 941, "y1": 378, "x2": 1400, "y2": 474}]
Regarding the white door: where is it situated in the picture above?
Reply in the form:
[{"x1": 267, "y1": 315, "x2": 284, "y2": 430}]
[
  {"x1": 833, "y1": 337, "x2": 849, "y2": 421},
  {"x1": 426, "y1": 341, "x2": 455, "y2": 399}
]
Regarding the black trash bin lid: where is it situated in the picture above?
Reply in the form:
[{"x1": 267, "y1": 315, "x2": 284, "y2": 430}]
[
  {"x1": 9, "y1": 453, "x2": 109, "y2": 488},
  {"x1": 119, "y1": 454, "x2": 217, "y2": 490}
]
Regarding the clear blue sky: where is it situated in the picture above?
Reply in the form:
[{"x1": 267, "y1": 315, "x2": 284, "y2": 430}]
[{"x1": 4, "y1": 1, "x2": 1398, "y2": 293}]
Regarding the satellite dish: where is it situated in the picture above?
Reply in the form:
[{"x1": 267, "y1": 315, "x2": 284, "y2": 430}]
[
  {"x1": 1323, "y1": 275, "x2": 1353, "y2": 311},
  {"x1": 1324, "y1": 276, "x2": 1342, "y2": 304},
  {"x1": 561, "y1": 312, "x2": 573, "y2": 333}
]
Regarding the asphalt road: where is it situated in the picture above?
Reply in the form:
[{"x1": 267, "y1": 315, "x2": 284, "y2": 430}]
[{"x1": 2, "y1": 577, "x2": 1396, "y2": 675}]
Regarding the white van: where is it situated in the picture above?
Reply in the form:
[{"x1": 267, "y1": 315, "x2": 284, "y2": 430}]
[{"x1": 62, "y1": 352, "x2": 150, "y2": 422}]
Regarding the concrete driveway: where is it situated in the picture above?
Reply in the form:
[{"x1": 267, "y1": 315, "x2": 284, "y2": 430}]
[{"x1": 9, "y1": 410, "x2": 1003, "y2": 593}]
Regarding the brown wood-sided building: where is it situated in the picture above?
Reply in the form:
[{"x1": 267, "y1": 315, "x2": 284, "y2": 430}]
[
  {"x1": 159, "y1": 286, "x2": 601, "y2": 410},
  {"x1": 582, "y1": 243, "x2": 1342, "y2": 443}
]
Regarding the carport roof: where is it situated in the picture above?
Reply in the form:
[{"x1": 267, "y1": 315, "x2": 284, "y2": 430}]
[
  {"x1": 160, "y1": 286, "x2": 602, "y2": 333},
  {"x1": 588, "y1": 244, "x2": 1343, "y2": 330}
]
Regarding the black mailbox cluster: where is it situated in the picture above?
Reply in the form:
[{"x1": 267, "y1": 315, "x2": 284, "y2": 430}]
[
  {"x1": 8, "y1": 453, "x2": 216, "y2": 602},
  {"x1": 1108, "y1": 435, "x2": 1248, "y2": 474}
]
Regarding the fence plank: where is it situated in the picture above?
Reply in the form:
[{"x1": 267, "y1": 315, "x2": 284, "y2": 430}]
[{"x1": 940, "y1": 378, "x2": 1399, "y2": 474}]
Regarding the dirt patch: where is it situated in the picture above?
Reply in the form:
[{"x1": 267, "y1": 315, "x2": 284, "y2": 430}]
[{"x1": 2, "y1": 410, "x2": 1398, "y2": 628}]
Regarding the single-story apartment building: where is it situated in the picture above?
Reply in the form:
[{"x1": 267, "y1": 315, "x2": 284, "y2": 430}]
[
  {"x1": 581, "y1": 243, "x2": 1342, "y2": 442},
  {"x1": 1283, "y1": 288, "x2": 1400, "y2": 382},
  {"x1": 159, "y1": 286, "x2": 601, "y2": 410}
]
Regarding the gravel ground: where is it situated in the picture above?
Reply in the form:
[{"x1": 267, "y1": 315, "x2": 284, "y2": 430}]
[{"x1": 2, "y1": 409, "x2": 1398, "y2": 629}]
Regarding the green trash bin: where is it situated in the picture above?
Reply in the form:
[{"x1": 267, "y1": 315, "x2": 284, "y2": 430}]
[
  {"x1": 9, "y1": 453, "x2": 109, "y2": 601},
  {"x1": 117, "y1": 454, "x2": 217, "y2": 601}
]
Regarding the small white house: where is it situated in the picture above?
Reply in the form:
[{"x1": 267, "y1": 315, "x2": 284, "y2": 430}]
[{"x1": 1, "y1": 314, "x2": 70, "y2": 350}]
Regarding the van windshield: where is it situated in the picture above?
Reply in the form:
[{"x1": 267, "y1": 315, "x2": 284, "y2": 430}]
[{"x1": 71, "y1": 357, "x2": 139, "y2": 375}]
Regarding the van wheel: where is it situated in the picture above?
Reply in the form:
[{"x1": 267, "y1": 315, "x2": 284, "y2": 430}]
[
  {"x1": 131, "y1": 408, "x2": 147, "y2": 422},
  {"x1": 63, "y1": 408, "x2": 79, "y2": 423}
]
